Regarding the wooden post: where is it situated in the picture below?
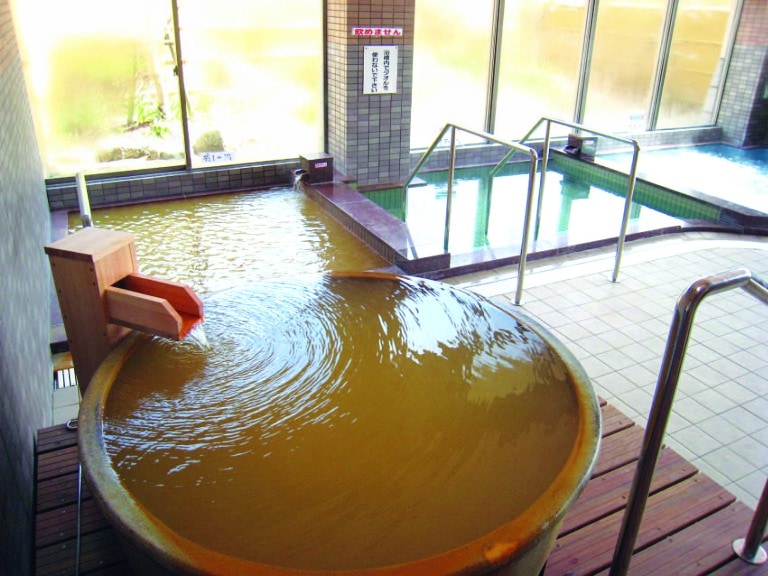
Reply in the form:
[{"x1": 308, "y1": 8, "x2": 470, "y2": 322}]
[
  {"x1": 45, "y1": 227, "x2": 203, "y2": 393},
  {"x1": 45, "y1": 228, "x2": 138, "y2": 393}
]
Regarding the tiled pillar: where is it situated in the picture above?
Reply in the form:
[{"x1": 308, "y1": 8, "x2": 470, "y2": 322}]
[
  {"x1": 327, "y1": 0, "x2": 414, "y2": 188},
  {"x1": 718, "y1": 0, "x2": 768, "y2": 146}
]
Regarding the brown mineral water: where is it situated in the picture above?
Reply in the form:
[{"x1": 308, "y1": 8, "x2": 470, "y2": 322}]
[{"x1": 103, "y1": 274, "x2": 581, "y2": 570}]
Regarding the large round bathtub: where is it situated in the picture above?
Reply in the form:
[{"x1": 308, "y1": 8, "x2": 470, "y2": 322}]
[{"x1": 79, "y1": 272, "x2": 601, "y2": 575}]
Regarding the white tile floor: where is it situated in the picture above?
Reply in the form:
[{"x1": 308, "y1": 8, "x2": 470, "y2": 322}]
[
  {"x1": 446, "y1": 231, "x2": 768, "y2": 509},
  {"x1": 53, "y1": 230, "x2": 768, "y2": 509}
]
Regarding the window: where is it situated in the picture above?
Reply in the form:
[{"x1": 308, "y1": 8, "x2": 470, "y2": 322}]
[
  {"x1": 177, "y1": 0, "x2": 323, "y2": 167},
  {"x1": 12, "y1": 0, "x2": 183, "y2": 177},
  {"x1": 656, "y1": 0, "x2": 737, "y2": 128},
  {"x1": 411, "y1": 0, "x2": 495, "y2": 148},
  {"x1": 494, "y1": 0, "x2": 586, "y2": 139},
  {"x1": 583, "y1": 0, "x2": 667, "y2": 131},
  {"x1": 12, "y1": 0, "x2": 323, "y2": 177}
]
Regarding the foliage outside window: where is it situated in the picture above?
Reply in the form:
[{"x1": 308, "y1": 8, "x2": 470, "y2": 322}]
[
  {"x1": 411, "y1": 0, "x2": 494, "y2": 148},
  {"x1": 495, "y1": 0, "x2": 585, "y2": 139},
  {"x1": 12, "y1": 0, "x2": 323, "y2": 178},
  {"x1": 12, "y1": 0, "x2": 184, "y2": 178},
  {"x1": 656, "y1": 0, "x2": 736, "y2": 128},
  {"x1": 178, "y1": 0, "x2": 323, "y2": 168},
  {"x1": 582, "y1": 0, "x2": 667, "y2": 131}
]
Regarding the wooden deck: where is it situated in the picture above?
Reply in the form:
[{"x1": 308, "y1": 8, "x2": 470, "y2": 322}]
[{"x1": 34, "y1": 401, "x2": 767, "y2": 576}]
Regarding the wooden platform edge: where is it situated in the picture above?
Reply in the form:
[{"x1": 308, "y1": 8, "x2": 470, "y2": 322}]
[{"x1": 33, "y1": 405, "x2": 765, "y2": 576}]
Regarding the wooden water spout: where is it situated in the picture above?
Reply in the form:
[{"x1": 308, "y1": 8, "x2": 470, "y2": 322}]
[{"x1": 45, "y1": 227, "x2": 203, "y2": 393}]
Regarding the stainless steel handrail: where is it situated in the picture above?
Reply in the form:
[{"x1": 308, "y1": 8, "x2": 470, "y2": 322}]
[
  {"x1": 402, "y1": 124, "x2": 538, "y2": 278},
  {"x1": 75, "y1": 172, "x2": 93, "y2": 228},
  {"x1": 404, "y1": 119, "x2": 637, "y2": 305},
  {"x1": 610, "y1": 268, "x2": 768, "y2": 575},
  {"x1": 506, "y1": 117, "x2": 641, "y2": 290}
]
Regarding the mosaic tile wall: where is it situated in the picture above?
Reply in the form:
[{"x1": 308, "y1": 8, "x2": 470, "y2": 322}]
[
  {"x1": 327, "y1": 0, "x2": 414, "y2": 187},
  {"x1": 718, "y1": 0, "x2": 768, "y2": 146},
  {"x1": 550, "y1": 155, "x2": 722, "y2": 222},
  {"x1": 0, "y1": 0, "x2": 53, "y2": 572},
  {"x1": 47, "y1": 161, "x2": 299, "y2": 211}
]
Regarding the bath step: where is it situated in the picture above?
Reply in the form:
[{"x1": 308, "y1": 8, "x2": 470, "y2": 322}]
[{"x1": 33, "y1": 402, "x2": 765, "y2": 576}]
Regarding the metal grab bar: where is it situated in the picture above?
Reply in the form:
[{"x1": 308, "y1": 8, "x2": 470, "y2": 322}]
[
  {"x1": 75, "y1": 172, "x2": 93, "y2": 228},
  {"x1": 404, "y1": 119, "x2": 637, "y2": 305},
  {"x1": 610, "y1": 268, "x2": 768, "y2": 576},
  {"x1": 511, "y1": 117, "x2": 641, "y2": 289},
  {"x1": 402, "y1": 124, "x2": 538, "y2": 297}
]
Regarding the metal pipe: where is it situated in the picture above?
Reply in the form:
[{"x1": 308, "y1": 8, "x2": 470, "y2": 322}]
[
  {"x1": 534, "y1": 120, "x2": 553, "y2": 240},
  {"x1": 402, "y1": 123, "x2": 453, "y2": 207},
  {"x1": 444, "y1": 126, "x2": 457, "y2": 251},
  {"x1": 612, "y1": 141, "x2": 641, "y2": 282},
  {"x1": 75, "y1": 173, "x2": 93, "y2": 228},
  {"x1": 733, "y1": 477, "x2": 768, "y2": 564},
  {"x1": 513, "y1": 147, "x2": 539, "y2": 306},
  {"x1": 610, "y1": 268, "x2": 768, "y2": 575}
]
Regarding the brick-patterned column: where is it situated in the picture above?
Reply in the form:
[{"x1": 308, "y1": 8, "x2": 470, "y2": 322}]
[
  {"x1": 718, "y1": 0, "x2": 768, "y2": 146},
  {"x1": 327, "y1": 0, "x2": 414, "y2": 188}
]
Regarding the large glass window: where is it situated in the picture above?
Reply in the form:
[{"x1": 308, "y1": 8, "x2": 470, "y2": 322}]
[
  {"x1": 12, "y1": 0, "x2": 323, "y2": 177},
  {"x1": 656, "y1": 0, "x2": 737, "y2": 128},
  {"x1": 12, "y1": 0, "x2": 182, "y2": 178},
  {"x1": 583, "y1": 0, "x2": 667, "y2": 131},
  {"x1": 494, "y1": 0, "x2": 586, "y2": 139},
  {"x1": 177, "y1": 0, "x2": 323, "y2": 167},
  {"x1": 411, "y1": 0, "x2": 495, "y2": 148}
]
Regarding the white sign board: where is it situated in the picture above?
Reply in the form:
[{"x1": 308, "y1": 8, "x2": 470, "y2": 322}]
[{"x1": 363, "y1": 46, "x2": 398, "y2": 95}]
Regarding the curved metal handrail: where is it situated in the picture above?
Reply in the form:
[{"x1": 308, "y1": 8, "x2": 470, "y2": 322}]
[
  {"x1": 404, "y1": 119, "x2": 639, "y2": 305},
  {"x1": 514, "y1": 118, "x2": 641, "y2": 287},
  {"x1": 610, "y1": 268, "x2": 768, "y2": 575},
  {"x1": 402, "y1": 124, "x2": 538, "y2": 302}
]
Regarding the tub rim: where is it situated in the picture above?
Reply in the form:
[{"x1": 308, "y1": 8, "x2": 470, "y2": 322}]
[{"x1": 78, "y1": 271, "x2": 602, "y2": 576}]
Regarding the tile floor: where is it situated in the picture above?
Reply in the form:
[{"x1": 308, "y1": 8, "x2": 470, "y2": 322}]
[
  {"x1": 446, "y1": 230, "x2": 768, "y2": 509},
  {"x1": 53, "y1": 230, "x2": 768, "y2": 509}
]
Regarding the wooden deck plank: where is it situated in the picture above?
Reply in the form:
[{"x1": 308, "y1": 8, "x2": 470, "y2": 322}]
[
  {"x1": 37, "y1": 444, "x2": 80, "y2": 481},
  {"x1": 559, "y1": 445, "x2": 696, "y2": 536},
  {"x1": 602, "y1": 502, "x2": 759, "y2": 576},
  {"x1": 591, "y1": 424, "x2": 646, "y2": 477},
  {"x1": 37, "y1": 471, "x2": 93, "y2": 513},
  {"x1": 36, "y1": 423, "x2": 78, "y2": 455},
  {"x1": 35, "y1": 529, "x2": 129, "y2": 576},
  {"x1": 36, "y1": 498, "x2": 111, "y2": 548},
  {"x1": 710, "y1": 555, "x2": 768, "y2": 576},
  {"x1": 600, "y1": 403, "x2": 635, "y2": 437},
  {"x1": 544, "y1": 475, "x2": 736, "y2": 576},
  {"x1": 34, "y1": 399, "x2": 760, "y2": 576}
]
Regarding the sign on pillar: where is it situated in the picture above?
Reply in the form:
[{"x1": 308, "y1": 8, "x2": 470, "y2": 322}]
[{"x1": 363, "y1": 46, "x2": 398, "y2": 95}]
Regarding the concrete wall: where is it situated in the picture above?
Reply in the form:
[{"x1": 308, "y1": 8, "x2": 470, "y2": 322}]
[{"x1": 0, "y1": 0, "x2": 54, "y2": 573}]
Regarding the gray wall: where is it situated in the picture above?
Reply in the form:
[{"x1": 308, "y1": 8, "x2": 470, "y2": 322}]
[
  {"x1": 0, "y1": 0, "x2": 54, "y2": 573},
  {"x1": 717, "y1": 0, "x2": 768, "y2": 146}
]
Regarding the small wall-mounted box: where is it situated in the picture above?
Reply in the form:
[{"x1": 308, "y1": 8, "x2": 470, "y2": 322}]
[
  {"x1": 300, "y1": 153, "x2": 334, "y2": 183},
  {"x1": 564, "y1": 134, "x2": 597, "y2": 161}
]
